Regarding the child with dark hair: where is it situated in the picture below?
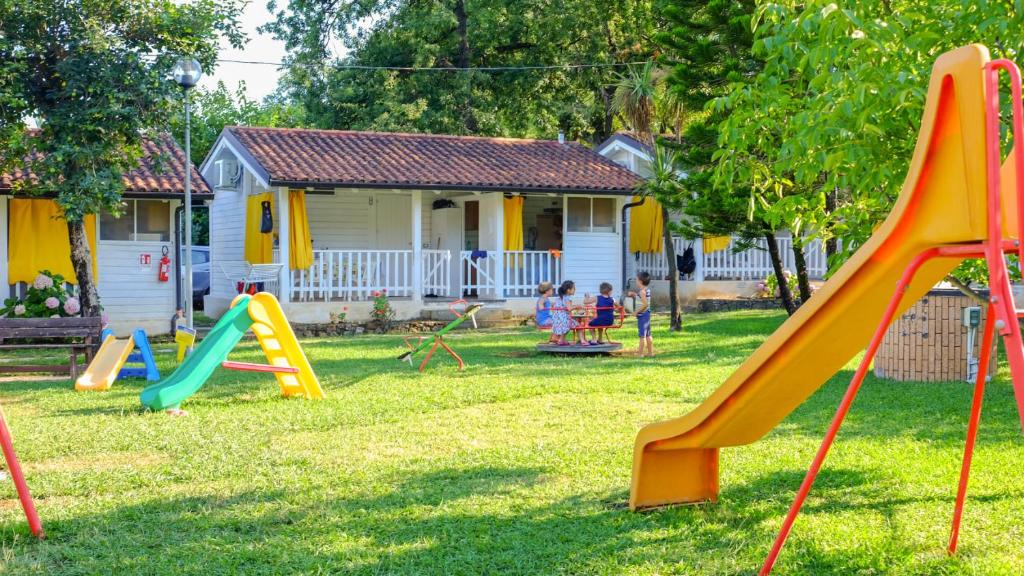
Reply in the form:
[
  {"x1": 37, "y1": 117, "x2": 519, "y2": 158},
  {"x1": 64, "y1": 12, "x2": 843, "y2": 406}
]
[
  {"x1": 586, "y1": 282, "x2": 617, "y2": 344},
  {"x1": 551, "y1": 280, "x2": 585, "y2": 346},
  {"x1": 628, "y1": 271, "x2": 654, "y2": 357}
]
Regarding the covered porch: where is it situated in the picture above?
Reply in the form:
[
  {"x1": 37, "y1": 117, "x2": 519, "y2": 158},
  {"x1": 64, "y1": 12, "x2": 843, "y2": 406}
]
[{"x1": 254, "y1": 188, "x2": 623, "y2": 303}]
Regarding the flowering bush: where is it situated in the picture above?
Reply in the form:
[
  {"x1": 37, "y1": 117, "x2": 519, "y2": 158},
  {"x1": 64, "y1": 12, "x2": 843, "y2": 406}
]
[
  {"x1": 370, "y1": 289, "x2": 395, "y2": 332},
  {"x1": 1, "y1": 271, "x2": 83, "y2": 319},
  {"x1": 329, "y1": 306, "x2": 349, "y2": 324},
  {"x1": 756, "y1": 270, "x2": 800, "y2": 300}
]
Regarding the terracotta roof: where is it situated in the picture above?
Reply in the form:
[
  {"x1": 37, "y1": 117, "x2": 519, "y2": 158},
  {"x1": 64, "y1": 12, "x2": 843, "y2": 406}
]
[
  {"x1": 222, "y1": 126, "x2": 641, "y2": 194},
  {"x1": 1, "y1": 132, "x2": 210, "y2": 198}
]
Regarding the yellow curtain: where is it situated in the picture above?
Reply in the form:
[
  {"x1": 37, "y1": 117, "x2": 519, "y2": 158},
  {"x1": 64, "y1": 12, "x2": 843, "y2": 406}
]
[
  {"x1": 8, "y1": 198, "x2": 97, "y2": 285},
  {"x1": 503, "y1": 196, "x2": 524, "y2": 251},
  {"x1": 703, "y1": 235, "x2": 732, "y2": 254},
  {"x1": 288, "y1": 190, "x2": 313, "y2": 270},
  {"x1": 244, "y1": 192, "x2": 275, "y2": 264},
  {"x1": 629, "y1": 196, "x2": 663, "y2": 253}
]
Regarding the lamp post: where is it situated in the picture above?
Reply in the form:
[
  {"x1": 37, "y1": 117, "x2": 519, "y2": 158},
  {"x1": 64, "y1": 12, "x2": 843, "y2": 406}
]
[{"x1": 173, "y1": 57, "x2": 202, "y2": 329}]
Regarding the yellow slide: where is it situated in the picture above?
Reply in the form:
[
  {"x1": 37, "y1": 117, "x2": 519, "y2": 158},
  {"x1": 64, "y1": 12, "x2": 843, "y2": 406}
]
[
  {"x1": 246, "y1": 292, "x2": 325, "y2": 399},
  {"x1": 75, "y1": 334, "x2": 135, "y2": 392},
  {"x1": 631, "y1": 45, "x2": 1021, "y2": 508}
]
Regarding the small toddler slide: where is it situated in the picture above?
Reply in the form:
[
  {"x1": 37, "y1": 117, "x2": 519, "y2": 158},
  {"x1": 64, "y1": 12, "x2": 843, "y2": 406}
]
[{"x1": 75, "y1": 334, "x2": 136, "y2": 391}]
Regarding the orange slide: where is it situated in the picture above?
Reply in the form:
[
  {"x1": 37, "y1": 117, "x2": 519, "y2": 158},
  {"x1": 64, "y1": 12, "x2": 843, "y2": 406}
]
[{"x1": 631, "y1": 44, "x2": 1023, "y2": 509}]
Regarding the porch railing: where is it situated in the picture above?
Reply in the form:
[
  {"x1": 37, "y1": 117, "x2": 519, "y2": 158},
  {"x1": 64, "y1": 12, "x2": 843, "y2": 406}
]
[
  {"x1": 635, "y1": 236, "x2": 829, "y2": 281},
  {"x1": 459, "y1": 251, "x2": 498, "y2": 297},
  {"x1": 502, "y1": 251, "x2": 562, "y2": 298},
  {"x1": 290, "y1": 249, "x2": 414, "y2": 301},
  {"x1": 421, "y1": 249, "x2": 451, "y2": 297}
]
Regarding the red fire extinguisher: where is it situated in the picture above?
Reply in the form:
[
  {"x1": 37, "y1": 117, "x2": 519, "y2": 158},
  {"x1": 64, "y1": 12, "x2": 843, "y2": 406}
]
[{"x1": 158, "y1": 246, "x2": 171, "y2": 283}]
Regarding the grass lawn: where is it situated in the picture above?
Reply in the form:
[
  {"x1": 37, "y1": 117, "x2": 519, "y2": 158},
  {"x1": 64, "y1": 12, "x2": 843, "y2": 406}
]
[{"x1": 1, "y1": 310, "x2": 1023, "y2": 575}]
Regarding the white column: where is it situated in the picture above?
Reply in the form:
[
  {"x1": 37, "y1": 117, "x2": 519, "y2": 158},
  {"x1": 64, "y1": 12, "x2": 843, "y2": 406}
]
[
  {"x1": 492, "y1": 193, "x2": 505, "y2": 299},
  {"x1": 0, "y1": 197, "x2": 8, "y2": 296},
  {"x1": 411, "y1": 190, "x2": 423, "y2": 300},
  {"x1": 277, "y1": 186, "x2": 291, "y2": 303},
  {"x1": 693, "y1": 235, "x2": 705, "y2": 282}
]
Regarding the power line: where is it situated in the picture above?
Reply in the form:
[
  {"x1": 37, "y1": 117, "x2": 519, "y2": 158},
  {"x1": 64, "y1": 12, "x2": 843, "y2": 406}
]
[{"x1": 215, "y1": 58, "x2": 648, "y2": 72}]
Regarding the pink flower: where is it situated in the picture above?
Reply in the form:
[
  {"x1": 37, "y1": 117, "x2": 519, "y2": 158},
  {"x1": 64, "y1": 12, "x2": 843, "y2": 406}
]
[
  {"x1": 381, "y1": 288, "x2": 387, "y2": 293},
  {"x1": 342, "y1": 306, "x2": 349, "y2": 311},
  {"x1": 372, "y1": 291, "x2": 381, "y2": 297},
  {"x1": 63, "y1": 297, "x2": 81, "y2": 315},
  {"x1": 101, "y1": 312, "x2": 110, "y2": 327},
  {"x1": 33, "y1": 274, "x2": 54, "y2": 290},
  {"x1": 44, "y1": 296, "x2": 60, "y2": 309},
  {"x1": 13, "y1": 305, "x2": 25, "y2": 315}
]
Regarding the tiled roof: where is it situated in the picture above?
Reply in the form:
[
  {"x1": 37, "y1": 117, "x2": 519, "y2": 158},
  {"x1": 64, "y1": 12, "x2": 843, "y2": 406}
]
[
  {"x1": 224, "y1": 126, "x2": 641, "y2": 194},
  {"x1": 1, "y1": 132, "x2": 210, "y2": 197}
]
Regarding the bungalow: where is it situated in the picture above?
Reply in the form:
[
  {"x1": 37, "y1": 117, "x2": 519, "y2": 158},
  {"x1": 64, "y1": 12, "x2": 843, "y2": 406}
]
[
  {"x1": 596, "y1": 132, "x2": 830, "y2": 302},
  {"x1": 200, "y1": 127, "x2": 643, "y2": 322},
  {"x1": 1, "y1": 134, "x2": 211, "y2": 334}
]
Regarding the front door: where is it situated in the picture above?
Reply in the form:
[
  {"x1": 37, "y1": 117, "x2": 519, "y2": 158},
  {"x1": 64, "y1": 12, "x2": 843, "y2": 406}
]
[{"x1": 374, "y1": 194, "x2": 412, "y2": 249}]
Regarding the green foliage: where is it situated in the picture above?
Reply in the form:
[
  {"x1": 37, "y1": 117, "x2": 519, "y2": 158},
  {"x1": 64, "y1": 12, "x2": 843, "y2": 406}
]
[
  {"x1": 757, "y1": 269, "x2": 799, "y2": 300},
  {"x1": 370, "y1": 289, "x2": 395, "y2": 332},
  {"x1": 264, "y1": 0, "x2": 661, "y2": 141},
  {"x1": 170, "y1": 81, "x2": 306, "y2": 166},
  {"x1": 713, "y1": 1, "x2": 1024, "y2": 282},
  {"x1": 0, "y1": 271, "x2": 82, "y2": 318}
]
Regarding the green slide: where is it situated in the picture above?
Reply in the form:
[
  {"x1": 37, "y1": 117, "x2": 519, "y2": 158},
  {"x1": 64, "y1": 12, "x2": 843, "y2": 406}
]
[{"x1": 140, "y1": 296, "x2": 254, "y2": 411}]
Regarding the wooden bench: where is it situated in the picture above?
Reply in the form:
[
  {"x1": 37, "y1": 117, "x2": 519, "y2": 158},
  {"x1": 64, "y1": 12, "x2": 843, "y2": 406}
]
[{"x1": 0, "y1": 317, "x2": 104, "y2": 380}]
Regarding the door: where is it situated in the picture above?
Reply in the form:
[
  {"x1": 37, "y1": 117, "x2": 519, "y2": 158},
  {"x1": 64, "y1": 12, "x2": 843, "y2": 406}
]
[{"x1": 374, "y1": 194, "x2": 412, "y2": 249}]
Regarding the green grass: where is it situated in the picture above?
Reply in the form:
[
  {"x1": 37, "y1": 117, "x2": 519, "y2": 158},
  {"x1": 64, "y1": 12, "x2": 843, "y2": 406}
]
[{"x1": 1, "y1": 310, "x2": 1023, "y2": 575}]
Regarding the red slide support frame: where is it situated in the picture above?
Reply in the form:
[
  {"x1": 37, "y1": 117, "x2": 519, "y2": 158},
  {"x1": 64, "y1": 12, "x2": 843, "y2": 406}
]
[{"x1": 0, "y1": 405, "x2": 43, "y2": 538}]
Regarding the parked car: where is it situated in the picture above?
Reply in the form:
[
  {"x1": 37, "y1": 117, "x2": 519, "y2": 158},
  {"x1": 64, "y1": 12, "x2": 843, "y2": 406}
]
[{"x1": 181, "y1": 246, "x2": 210, "y2": 309}]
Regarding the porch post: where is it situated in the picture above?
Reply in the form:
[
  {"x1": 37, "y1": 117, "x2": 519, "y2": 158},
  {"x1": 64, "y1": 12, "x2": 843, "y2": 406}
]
[
  {"x1": 0, "y1": 198, "x2": 7, "y2": 295},
  {"x1": 411, "y1": 190, "x2": 423, "y2": 300},
  {"x1": 277, "y1": 186, "x2": 291, "y2": 303},
  {"x1": 493, "y1": 193, "x2": 505, "y2": 299},
  {"x1": 693, "y1": 235, "x2": 705, "y2": 282}
]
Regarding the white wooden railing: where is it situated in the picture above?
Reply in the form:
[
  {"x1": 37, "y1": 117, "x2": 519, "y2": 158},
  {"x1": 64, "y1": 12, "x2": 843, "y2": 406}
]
[
  {"x1": 502, "y1": 251, "x2": 563, "y2": 298},
  {"x1": 289, "y1": 249, "x2": 414, "y2": 301},
  {"x1": 421, "y1": 249, "x2": 451, "y2": 297},
  {"x1": 635, "y1": 236, "x2": 829, "y2": 281},
  {"x1": 460, "y1": 251, "x2": 498, "y2": 297}
]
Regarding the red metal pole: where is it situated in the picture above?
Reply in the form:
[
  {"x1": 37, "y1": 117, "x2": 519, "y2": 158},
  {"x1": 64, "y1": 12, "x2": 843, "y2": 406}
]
[
  {"x1": 948, "y1": 307, "x2": 996, "y2": 554},
  {"x1": 759, "y1": 248, "x2": 940, "y2": 576},
  {"x1": 0, "y1": 407, "x2": 43, "y2": 538}
]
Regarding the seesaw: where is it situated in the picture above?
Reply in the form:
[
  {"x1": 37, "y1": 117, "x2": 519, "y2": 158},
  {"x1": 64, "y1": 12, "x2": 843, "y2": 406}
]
[{"x1": 398, "y1": 300, "x2": 482, "y2": 371}]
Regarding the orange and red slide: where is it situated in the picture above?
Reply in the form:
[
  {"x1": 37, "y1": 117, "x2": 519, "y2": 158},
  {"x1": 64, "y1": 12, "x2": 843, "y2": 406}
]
[{"x1": 629, "y1": 45, "x2": 1024, "y2": 573}]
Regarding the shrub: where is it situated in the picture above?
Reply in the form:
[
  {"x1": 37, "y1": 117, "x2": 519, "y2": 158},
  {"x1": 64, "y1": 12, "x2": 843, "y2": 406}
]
[
  {"x1": 1, "y1": 271, "x2": 83, "y2": 319},
  {"x1": 756, "y1": 270, "x2": 800, "y2": 300},
  {"x1": 370, "y1": 289, "x2": 395, "y2": 332}
]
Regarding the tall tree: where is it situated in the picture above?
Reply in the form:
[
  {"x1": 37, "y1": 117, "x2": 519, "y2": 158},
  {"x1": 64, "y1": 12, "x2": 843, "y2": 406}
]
[
  {"x1": 264, "y1": 0, "x2": 660, "y2": 142},
  {"x1": 611, "y1": 61, "x2": 684, "y2": 331},
  {"x1": 0, "y1": 0, "x2": 243, "y2": 316}
]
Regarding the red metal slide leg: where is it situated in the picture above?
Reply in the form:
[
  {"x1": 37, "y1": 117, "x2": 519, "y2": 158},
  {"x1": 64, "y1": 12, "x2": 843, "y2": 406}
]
[
  {"x1": 948, "y1": 308, "x2": 996, "y2": 554},
  {"x1": 0, "y1": 407, "x2": 43, "y2": 538}
]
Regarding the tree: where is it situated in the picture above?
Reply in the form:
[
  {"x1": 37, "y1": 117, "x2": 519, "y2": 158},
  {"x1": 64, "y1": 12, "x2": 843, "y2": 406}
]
[
  {"x1": 264, "y1": 0, "x2": 661, "y2": 142},
  {"x1": 0, "y1": 0, "x2": 243, "y2": 316},
  {"x1": 611, "y1": 62, "x2": 684, "y2": 331},
  {"x1": 658, "y1": 0, "x2": 801, "y2": 314}
]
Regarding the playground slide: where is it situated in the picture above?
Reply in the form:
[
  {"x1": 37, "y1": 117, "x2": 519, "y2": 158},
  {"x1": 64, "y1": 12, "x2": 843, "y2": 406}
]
[
  {"x1": 75, "y1": 334, "x2": 135, "y2": 391},
  {"x1": 631, "y1": 45, "x2": 1016, "y2": 508},
  {"x1": 246, "y1": 292, "x2": 324, "y2": 399},
  {"x1": 139, "y1": 296, "x2": 254, "y2": 410}
]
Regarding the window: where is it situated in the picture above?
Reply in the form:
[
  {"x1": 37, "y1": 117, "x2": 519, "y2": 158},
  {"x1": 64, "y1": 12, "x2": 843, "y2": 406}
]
[
  {"x1": 566, "y1": 197, "x2": 616, "y2": 233},
  {"x1": 99, "y1": 200, "x2": 171, "y2": 242},
  {"x1": 191, "y1": 248, "x2": 210, "y2": 265}
]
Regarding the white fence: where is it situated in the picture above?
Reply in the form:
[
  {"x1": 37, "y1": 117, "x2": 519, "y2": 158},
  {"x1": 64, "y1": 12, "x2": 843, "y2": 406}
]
[
  {"x1": 422, "y1": 249, "x2": 451, "y2": 297},
  {"x1": 635, "y1": 236, "x2": 829, "y2": 281},
  {"x1": 502, "y1": 251, "x2": 562, "y2": 298},
  {"x1": 289, "y1": 249, "x2": 414, "y2": 301},
  {"x1": 459, "y1": 251, "x2": 498, "y2": 297}
]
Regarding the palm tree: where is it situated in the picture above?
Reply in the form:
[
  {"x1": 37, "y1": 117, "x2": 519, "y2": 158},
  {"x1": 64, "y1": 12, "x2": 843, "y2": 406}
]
[{"x1": 612, "y1": 62, "x2": 685, "y2": 332}]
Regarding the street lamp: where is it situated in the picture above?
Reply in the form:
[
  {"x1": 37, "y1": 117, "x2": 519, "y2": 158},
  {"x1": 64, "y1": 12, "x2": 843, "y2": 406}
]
[{"x1": 174, "y1": 57, "x2": 202, "y2": 329}]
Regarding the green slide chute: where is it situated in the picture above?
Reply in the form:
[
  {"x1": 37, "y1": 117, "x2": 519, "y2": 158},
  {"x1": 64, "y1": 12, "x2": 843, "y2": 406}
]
[{"x1": 140, "y1": 296, "x2": 254, "y2": 410}]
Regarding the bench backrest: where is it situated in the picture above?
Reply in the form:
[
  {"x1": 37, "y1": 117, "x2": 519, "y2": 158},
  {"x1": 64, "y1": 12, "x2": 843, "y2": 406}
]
[{"x1": 0, "y1": 316, "x2": 104, "y2": 339}]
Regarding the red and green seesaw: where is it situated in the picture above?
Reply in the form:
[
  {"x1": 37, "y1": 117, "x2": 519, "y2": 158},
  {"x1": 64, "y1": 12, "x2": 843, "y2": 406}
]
[{"x1": 398, "y1": 299, "x2": 482, "y2": 371}]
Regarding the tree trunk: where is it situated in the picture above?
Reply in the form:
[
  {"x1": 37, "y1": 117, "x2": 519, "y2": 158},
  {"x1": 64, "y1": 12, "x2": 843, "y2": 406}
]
[
  {"x1": 662, "y1": 205, "x2": 682, "y2": 332},
  {"x1": 67, "y1": 220, "x2": 101, "y2": 316},
  {"x1": 453, "y1": 0, "x2": 477, "y2": 133},
  {"x1": 791, "y1": 239, "x2": 813, "y2": 303},
  {"x1": 825, "y1": 185, "x2": 838, "y2": 260},
  {"x1": 765, "y1": 231, "x2": 796, "y2": 315}
]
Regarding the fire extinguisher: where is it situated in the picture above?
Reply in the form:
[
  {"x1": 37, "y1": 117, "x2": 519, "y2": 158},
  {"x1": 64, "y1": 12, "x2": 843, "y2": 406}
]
[{"x1": 158, "y1": 246, "x2": 171, "y2": 283}]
